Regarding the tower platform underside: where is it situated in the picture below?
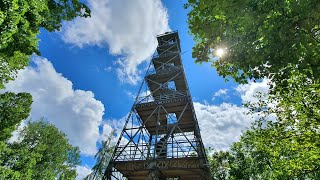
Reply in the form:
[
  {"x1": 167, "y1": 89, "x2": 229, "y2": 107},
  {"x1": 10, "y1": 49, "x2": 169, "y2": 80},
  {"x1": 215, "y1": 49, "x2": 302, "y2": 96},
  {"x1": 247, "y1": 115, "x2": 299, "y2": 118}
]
[{"x1": 112, "y1": 157, "x2": 208, "y2": 180}]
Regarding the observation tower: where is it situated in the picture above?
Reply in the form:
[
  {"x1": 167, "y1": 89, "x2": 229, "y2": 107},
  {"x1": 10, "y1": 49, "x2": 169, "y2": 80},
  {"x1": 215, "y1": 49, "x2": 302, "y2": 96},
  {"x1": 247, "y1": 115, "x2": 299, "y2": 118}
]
[{"x1": 104, "y1": 31, "x2": 211, "y2": 180}]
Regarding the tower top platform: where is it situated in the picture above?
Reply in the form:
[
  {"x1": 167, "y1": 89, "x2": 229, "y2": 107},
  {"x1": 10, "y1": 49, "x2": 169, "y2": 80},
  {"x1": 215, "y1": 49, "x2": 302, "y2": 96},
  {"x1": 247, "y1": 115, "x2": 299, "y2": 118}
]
[{"x1": 157, "y1": 31, "x2": 181, "y2": 52}]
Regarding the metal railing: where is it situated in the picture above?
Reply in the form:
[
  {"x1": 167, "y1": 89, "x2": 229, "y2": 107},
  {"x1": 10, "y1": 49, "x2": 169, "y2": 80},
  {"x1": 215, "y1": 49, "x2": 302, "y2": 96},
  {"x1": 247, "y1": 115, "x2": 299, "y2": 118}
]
[
  {"x1": 113, "y1": 131, "x2": 198, "y2": 161},
  {"x1": 136, "y1": 90, "x2": 188, "y2": 104},
  {"x1": 146, "y1": 65, "x2": 182, "y2": 76},
  {"x1": 153, "y1": 51, "x2": 179, "y2": 59}
]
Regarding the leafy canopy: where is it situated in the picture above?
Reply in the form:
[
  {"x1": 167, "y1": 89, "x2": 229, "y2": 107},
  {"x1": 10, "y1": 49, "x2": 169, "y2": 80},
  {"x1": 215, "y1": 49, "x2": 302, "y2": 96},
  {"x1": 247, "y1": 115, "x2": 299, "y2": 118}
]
[
  {"x1": 1, "y1": 120, "x2": 81, "y2": 180},
  {"x1": 185, "y1": 0, "x2": 320, "y2": 178},
  {"x1": 208, "y1": 144, "x2": 275, "y2": 180},
  {"x1": 0, "y1": 92, "x2": 32, "y2": 141},
  {"x1": 0, "y1": 0, "x2": 90, "y2": 88},
  {"x1": 208, "y1": 69, "x2": 320, "y2": 179},
  {"x1": 185, "y1": 0, "x2": 320, "y2": 84},
  {"x1": 246, "y1": 67, "x2": 320, "y2": 178},
  {"x1": 0, "y1": 0, "x2": 91, "y2": 179}
]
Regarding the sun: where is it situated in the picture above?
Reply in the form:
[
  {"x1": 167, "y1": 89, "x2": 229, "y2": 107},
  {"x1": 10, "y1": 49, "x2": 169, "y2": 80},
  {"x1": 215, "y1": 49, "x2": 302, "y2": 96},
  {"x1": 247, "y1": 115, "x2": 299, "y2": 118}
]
[{"x1": 215, "y1": 48, "x2": 225, "y2": 57}]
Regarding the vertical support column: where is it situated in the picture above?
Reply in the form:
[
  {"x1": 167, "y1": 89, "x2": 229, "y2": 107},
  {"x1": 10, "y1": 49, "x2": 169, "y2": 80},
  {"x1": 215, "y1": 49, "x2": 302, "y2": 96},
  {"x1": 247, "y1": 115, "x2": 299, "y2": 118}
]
[{"x1": 147, "y1": 162, "x2": 165, "y2": 180}]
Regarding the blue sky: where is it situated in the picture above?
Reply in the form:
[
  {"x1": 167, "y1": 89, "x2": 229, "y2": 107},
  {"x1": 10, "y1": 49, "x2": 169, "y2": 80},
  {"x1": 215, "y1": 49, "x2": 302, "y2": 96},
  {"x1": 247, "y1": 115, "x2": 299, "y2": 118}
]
[
  {"x1": 4, "y1": 0, "x2": 270, "y2": 178},
  {"x1": 37, "y1": 0, "x2": 241, "y2": 119}
]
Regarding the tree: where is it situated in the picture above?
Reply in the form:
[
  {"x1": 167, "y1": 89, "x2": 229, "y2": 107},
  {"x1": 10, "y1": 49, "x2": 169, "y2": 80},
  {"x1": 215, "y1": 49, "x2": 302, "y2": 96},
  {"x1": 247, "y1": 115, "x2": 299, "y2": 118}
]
[
  {"x1": 242, "y1": 68, "x2": 320, "y2": 179},
  {"x1": 208, "y1": 143, "x2": 275, "y2": 180},
  {"x1": 0, "y1": 1, "x2": 90, "y2": 179},
  {"x1": 0, "y1": 92, "x2": 32, "y2": 141},
  {"x1": 185, "y1": 1, "x2": 320, "y2": 178},
  {"x1": 86, "y1": 131, "x2": 115, "y2": 180},
  {"x1": 0, "y1": 0, "x2": 91, "y2": 141},
  {"x1": 208, "y1": 150, "x2": 231, "y2": 180},
  {"x1": 208, "y1": 70, "x2": 320, "y2": 179},
  {"x1": 0, "y1": 120, "x2": 81, "y2": 179},
  {"x1": 185, "y1": 0, "x2": 320, "y2": 85},
  {"x1": 0, "y1": 0, "x2": 90, "y2": 88}
]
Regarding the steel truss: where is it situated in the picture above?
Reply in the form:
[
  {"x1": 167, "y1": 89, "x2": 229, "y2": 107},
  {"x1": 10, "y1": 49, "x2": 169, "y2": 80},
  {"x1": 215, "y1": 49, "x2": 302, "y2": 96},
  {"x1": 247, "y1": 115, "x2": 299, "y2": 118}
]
[{"x1": 103, "y1": 31, "x2": 211, "y2": 180}]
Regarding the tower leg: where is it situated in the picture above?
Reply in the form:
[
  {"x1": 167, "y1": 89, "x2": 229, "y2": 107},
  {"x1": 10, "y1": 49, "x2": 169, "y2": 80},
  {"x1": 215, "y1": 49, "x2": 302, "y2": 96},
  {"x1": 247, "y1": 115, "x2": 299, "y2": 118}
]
[
  {"x1": 147, "y1": 162, "x2": 165, "y2": 180},
  {"x1": 147, "y1": 170, "x2": 159, "y2": 180},
  {"x1": 147, "y1": 170, "x2": 165, "y2": 180},
  {"x1": 102, "y1": 164, "x2": 112, "y2": 180}
]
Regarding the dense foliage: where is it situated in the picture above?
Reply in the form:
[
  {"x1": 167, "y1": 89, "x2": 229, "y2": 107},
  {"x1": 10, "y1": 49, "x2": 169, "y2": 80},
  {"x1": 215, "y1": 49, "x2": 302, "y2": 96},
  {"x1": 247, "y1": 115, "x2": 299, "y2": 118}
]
[
  {"x1": 0, "y1": 92, "x2": 32, "y2": 141},
  {"x1": 241, "y1": 68, "x2": 320, "y2": 178},
  {"x1": 209, "y1": 143, "x2": 274, "y2": 180},
  {"x1": 185, "y1": 0, "x2": 320, "y2": 85},
  {"x1": 0, "y1": 0, "x2": 90, "y2": 88},
  {"x1": 186, "y1": 0, "x2": 320, "y2": 179},
  {"x1": 209, "y1": 77, "x2": 320, "y2": 179},
  {"x1": 0, "y1": 0, "x2": 91, "y2": 179},
  {"x1": 0, "y1": 120, "x2": 80, "y2": 179}
]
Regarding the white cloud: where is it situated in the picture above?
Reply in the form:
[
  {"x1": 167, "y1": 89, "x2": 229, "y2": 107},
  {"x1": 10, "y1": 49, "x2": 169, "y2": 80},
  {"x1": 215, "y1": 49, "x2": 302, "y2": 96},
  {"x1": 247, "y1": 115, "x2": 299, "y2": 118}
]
[
  {"x1": 62, "y1": 0, "x2": 170, "y2": 84},
  {"x1": 235, "y1": 79, "x2": 270, "y2": 103},
  {"x1": 194, "y1": 102, "x2": 255, "y2": 150},
  {"x1": 104, "y1": 66, "x2": 112, "y2": 72},
  {"x1": 194, "y1": 80, "x2": 273, "y2": 150},
  {"x1": 214, "y1": 89, "x2": 228, "y2": 96},
  {"x1": 4, "y1": 57, "x2": 105, "y2": 155},
  {"x1": 235, "y1": 79, "x2": 277, "y2": 122},
  {"x1": 212, "y1": 89, "x2": 228, "y2": 101},
  {"x1": 125, "y1": 90, "x2": 136, "y2": 100},
  {"x1": 76, "y1": 165, "x2": 92, "y2": 180},
  {"x1": 99, "y1": 123, "x2": 116, "y2": 145},
  {"x1": 100, "y1": 116, "x2": 130, "y2": 146}
]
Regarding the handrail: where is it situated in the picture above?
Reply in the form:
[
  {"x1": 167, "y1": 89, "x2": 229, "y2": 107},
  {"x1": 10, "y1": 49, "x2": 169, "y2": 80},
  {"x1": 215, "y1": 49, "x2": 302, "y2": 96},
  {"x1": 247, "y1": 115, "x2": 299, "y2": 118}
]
[
  {"x1": 146, "y1": 65, "x2": 182, "y2": 76},
  {"x1": 136, "y1": 91, "x2": 188, "y2": 104},
  {"x1": 153, "y1": 51, "x2": 179, "y2": 59}
]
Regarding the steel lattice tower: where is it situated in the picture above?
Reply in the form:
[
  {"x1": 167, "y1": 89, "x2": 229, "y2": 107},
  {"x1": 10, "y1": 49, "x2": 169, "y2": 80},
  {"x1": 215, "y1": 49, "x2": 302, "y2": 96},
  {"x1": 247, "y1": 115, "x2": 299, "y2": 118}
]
[{"x1": 103, "y1": 31, "x2": 211, "y2": 180}]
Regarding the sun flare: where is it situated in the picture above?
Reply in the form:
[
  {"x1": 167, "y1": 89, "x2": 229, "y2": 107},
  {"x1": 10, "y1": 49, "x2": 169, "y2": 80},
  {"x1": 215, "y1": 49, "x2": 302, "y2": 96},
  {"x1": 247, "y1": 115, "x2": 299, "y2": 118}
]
[{"x1": 215, "y1": 48, "x2": 225, "y2": 57}]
